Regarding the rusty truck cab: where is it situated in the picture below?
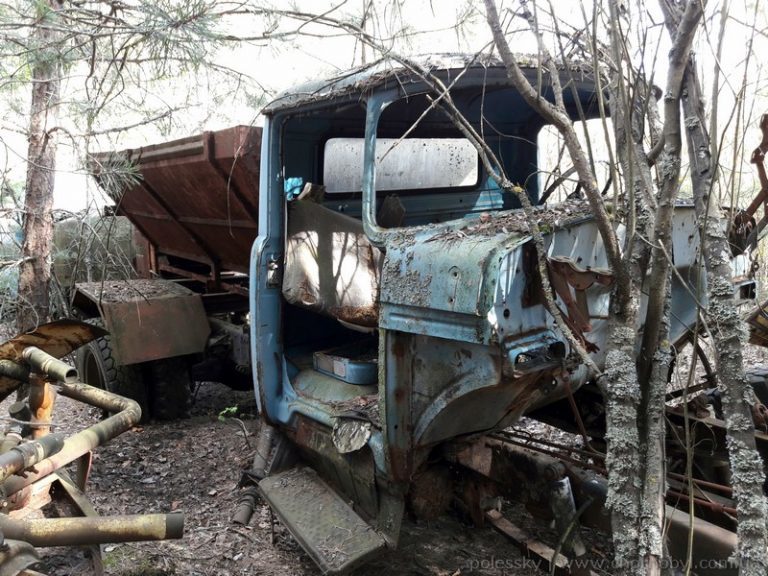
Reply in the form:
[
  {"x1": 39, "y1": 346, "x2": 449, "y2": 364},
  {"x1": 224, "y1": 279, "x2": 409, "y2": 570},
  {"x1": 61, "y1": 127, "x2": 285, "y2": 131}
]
[{"x1": 248, "y1": 56, "x2": 625, "y2": 572}]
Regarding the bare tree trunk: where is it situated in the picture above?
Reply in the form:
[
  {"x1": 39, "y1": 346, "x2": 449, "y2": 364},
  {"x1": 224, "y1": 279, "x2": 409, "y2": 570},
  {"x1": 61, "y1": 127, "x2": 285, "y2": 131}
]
[
  {"x1": 633, "y1": 5, "x2": 702, "y2": 572},
  {"x1": 598, "y1": 63, "x2": 649, "y2": 566},
  {"x1": 599, "y1": 319, "x2": 642, "y2": 571},
  {"x1": 599, "y1": 2, "x2": 687, "y2": 572},
  {"x1": 680, "y1": 64, "x2": 768, "y2": 576},
  {"x1": 640, "y1": 0, "x2": 702, "y2": 383},
  {"x1": 17, "y1": 0, "x2": 62, "y2": 333}
]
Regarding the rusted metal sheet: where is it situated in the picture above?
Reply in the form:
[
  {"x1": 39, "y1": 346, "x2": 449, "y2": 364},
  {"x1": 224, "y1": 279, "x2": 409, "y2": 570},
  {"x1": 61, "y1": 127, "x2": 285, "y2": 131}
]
[
  {"x1": 132, "y1": 226, "x2": 155, "y2": 279},
  {"x1": 259, "y1": 467, "x2": 386, "y2": 574},
  {"x1": 0, "y1": 320, "x2": 106, "y2": 364},
  {"x1": 92, "y1": 125, "x2": 261, "y2": 274},
  {"x1": 75, "y1": 279, "x2": 210, "y2": 365},
  {"x1": 407, "y1": 465, "x2": 453, "y2": 521}
]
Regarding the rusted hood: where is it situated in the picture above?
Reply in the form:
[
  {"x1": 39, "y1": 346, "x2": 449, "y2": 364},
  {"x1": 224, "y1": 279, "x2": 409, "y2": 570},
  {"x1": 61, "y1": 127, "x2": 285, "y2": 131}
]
[{"x1": 379, "y1": 201, "x2": 608, "y2": 350}]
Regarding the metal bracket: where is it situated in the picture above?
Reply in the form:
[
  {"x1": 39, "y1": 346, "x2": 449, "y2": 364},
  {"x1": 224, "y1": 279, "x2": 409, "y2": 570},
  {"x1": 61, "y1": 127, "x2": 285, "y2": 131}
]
[
  {"x1": 266, "y1": 254, "x2": 282, "y2": 288},
  {"x1": 547, "y1": 256, "x2": 613, "y2": 352}
]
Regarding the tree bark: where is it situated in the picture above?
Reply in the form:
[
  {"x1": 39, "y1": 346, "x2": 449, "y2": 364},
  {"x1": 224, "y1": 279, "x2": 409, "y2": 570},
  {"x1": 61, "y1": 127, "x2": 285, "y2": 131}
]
[
  {"x1": 681, "y1": 64, "x2": 768, "y2": 576},
  {"x1": 640, "y1": 0, "x2": 702, "y2": 385},
  {"x1": 599, "y1": 3, "x2": 680, "y2": 572},
  {"x1": 17, "y1": 0, "x2": 62, "y2": 333}
]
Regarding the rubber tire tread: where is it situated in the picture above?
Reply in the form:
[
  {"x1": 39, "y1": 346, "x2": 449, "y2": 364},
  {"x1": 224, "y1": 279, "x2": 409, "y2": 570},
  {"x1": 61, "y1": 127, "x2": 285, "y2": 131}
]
[
  {"x1": 222, "y1": 363, "x2": 254, "y2": 391},
  {"x1": 148, "y1": 357, "x2": 192, "y2": 420},
  {"x1": 75, "y1": 318, "x2": 149, "y2": 422}
]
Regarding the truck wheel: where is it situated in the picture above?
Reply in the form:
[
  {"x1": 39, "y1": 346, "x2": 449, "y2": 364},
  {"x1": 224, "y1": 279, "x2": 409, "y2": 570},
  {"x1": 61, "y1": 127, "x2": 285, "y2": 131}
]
[
  {"x1": 148, "y1": 357, "x2": 192, "y2": 420},
  {"x1": 75, "y1": 319, "x2": 149, "y2": 422},
  {"x1": 222, "y1": 363, "x2": 254, "y2": 391}
]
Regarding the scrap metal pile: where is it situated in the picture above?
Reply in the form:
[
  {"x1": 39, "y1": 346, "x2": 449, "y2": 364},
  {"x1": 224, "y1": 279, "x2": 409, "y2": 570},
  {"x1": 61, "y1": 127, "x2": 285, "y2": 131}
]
[{"x1": 0, "y1": 320, "x2": 183, "y2": 576}]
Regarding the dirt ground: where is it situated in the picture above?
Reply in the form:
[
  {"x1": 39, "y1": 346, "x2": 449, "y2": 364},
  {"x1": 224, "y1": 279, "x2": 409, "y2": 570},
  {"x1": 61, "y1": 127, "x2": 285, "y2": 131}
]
[
  {"x1": 23, "y1": 343, "x2": 768, "y2": 575},
  {"x1": 27, "y1": 381, "x2": 553, "y2": 576}
]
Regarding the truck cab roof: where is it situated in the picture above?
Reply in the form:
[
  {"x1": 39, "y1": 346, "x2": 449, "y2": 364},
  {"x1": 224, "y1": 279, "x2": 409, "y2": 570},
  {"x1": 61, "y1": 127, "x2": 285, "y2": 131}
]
[{"x1": 263, "y1": 52, "x2": 599, "y2": 115}]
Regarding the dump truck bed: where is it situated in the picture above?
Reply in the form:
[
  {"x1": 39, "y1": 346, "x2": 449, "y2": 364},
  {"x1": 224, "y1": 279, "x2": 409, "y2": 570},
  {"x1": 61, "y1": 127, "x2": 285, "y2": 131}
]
[{"x1": 93, "y1": 126, "x2": 261, "y2": 274}]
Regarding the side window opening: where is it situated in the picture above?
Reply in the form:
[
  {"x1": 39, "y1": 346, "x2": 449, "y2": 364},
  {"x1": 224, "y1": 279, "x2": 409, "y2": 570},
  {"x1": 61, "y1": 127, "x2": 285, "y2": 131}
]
[{"x1": 537, "y1": 118, "x2": 614, "y2": 204}]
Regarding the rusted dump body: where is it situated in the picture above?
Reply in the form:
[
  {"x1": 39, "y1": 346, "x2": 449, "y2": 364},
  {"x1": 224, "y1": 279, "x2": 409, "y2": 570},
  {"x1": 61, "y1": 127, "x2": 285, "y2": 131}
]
[
  {"x1": 92, "y1": 125, "x2": 261, "y2": 274},
  {"x1": 77, "y1": 128, "x2": 258, "y2": 371}
]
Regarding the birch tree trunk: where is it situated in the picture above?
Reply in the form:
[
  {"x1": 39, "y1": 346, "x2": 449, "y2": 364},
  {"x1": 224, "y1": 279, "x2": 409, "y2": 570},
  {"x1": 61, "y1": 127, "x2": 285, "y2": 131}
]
[{"x1": 17, "y1": 0, "x2": 62, "y2": 333}]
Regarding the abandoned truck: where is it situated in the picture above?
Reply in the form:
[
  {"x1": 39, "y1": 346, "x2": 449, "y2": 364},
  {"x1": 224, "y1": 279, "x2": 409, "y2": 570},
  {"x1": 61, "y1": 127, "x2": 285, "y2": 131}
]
[{"x1": 81, "y1": 55, "x2": 764, "y2": 574}]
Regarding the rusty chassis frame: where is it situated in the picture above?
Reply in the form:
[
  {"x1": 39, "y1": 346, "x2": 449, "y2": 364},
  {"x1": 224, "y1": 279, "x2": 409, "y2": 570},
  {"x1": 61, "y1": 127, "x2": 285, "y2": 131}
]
[{"x1": 447, "y1": 434, "x2": 738, "y2": 576}]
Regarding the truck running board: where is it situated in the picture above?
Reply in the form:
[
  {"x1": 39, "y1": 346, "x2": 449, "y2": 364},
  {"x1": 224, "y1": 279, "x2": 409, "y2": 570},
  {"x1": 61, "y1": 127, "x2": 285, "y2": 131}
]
[{"x1": 259, "y1": 467, "x2": 386, "y2": 573}]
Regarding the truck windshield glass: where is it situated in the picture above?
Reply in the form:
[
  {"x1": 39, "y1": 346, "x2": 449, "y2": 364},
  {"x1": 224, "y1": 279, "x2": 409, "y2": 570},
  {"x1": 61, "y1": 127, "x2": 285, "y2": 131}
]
[{"x1": 323, "y1": 137, "x2": 478, "y2": 193}]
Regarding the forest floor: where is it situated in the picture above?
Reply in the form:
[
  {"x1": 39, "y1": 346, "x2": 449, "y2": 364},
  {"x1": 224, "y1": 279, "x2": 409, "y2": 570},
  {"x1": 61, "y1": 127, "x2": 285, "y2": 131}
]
[
  {"x1": 26, "y1": 381, "x2": 561, "y2": 576},
  {"x1": 25, "y1": 339, "x2": 767, "y2": 575}
]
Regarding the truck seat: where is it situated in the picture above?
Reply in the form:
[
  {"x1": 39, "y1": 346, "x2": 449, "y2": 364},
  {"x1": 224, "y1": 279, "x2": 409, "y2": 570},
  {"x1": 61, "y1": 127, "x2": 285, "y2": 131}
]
[{"x1": 283, "y1": 200, "x2": 382, "y2": 328}]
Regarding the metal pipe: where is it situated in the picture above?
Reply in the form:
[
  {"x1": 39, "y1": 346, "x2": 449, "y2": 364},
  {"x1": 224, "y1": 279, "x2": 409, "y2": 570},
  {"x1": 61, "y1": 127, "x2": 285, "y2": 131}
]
[
  {"x1": 21, "y1": 347, "x2": 77, "y2": 383},
  {"x1": 3, "y1": 382, "x2": 141, "y2": 496},
  {"x1": 665, "y1": 505, "x2": 737, "y2": 576},
  {"x1": 232, "y1": 487, "x2": 259, "y2": 526},
  {"x1": 491, "y1": 434, "x2": 607, "y2": 474},
  {"x1": 493, "y1": 430, "x2": 606, "y2": 461},
  {"x1": 667, "y1": 472, "x2": 734, "y2": 496},
  {"x1": 0, "y1": 432, "x2": 21, "y2": 456},
  {"x1": 0, "y1": 434, "x2": 65, "y2": 482},
  {"x1": 0, "y1": 360, "x2": 30, "y2": 383},
  {"x1": 549, "y1": 477, "x2": 588, "y2": 558},
  {"x1": 232, "y1": 422, "x2": 274, "y2": 526},
  {"x1": 252, "y1": 423, "x2": 275, "y2": 479},
  {"x1": 496, "y1": 432, "x2": 736, "y2": 498},
  {"x1": 9, "y1": 401, "x2": 31, "y2": 423},
  {"x1": 0, "y1": 513, "x2": 183, "y2": 547},
  {"x1": 29, "y1": 373, "x2": 55, "y2": 440},
  {"x1": 667, "y1": 489, "x2": 737, "y2": 516},
  {"x1": 0, "y1": 402, "x2": 29, "y2": 456}
]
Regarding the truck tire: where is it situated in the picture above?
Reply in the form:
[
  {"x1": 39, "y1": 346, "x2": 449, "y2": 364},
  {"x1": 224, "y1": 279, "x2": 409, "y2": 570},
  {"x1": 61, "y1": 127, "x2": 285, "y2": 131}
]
[
  {"x1": 75, "y1": 319, "x2": 149, "y2": 422},
  {"x1": 148, "y1": 357, "x2": 192, "y2": 420},
  {"x1": 222, "y1": 363, "x2": 254, "y2": 391}
]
